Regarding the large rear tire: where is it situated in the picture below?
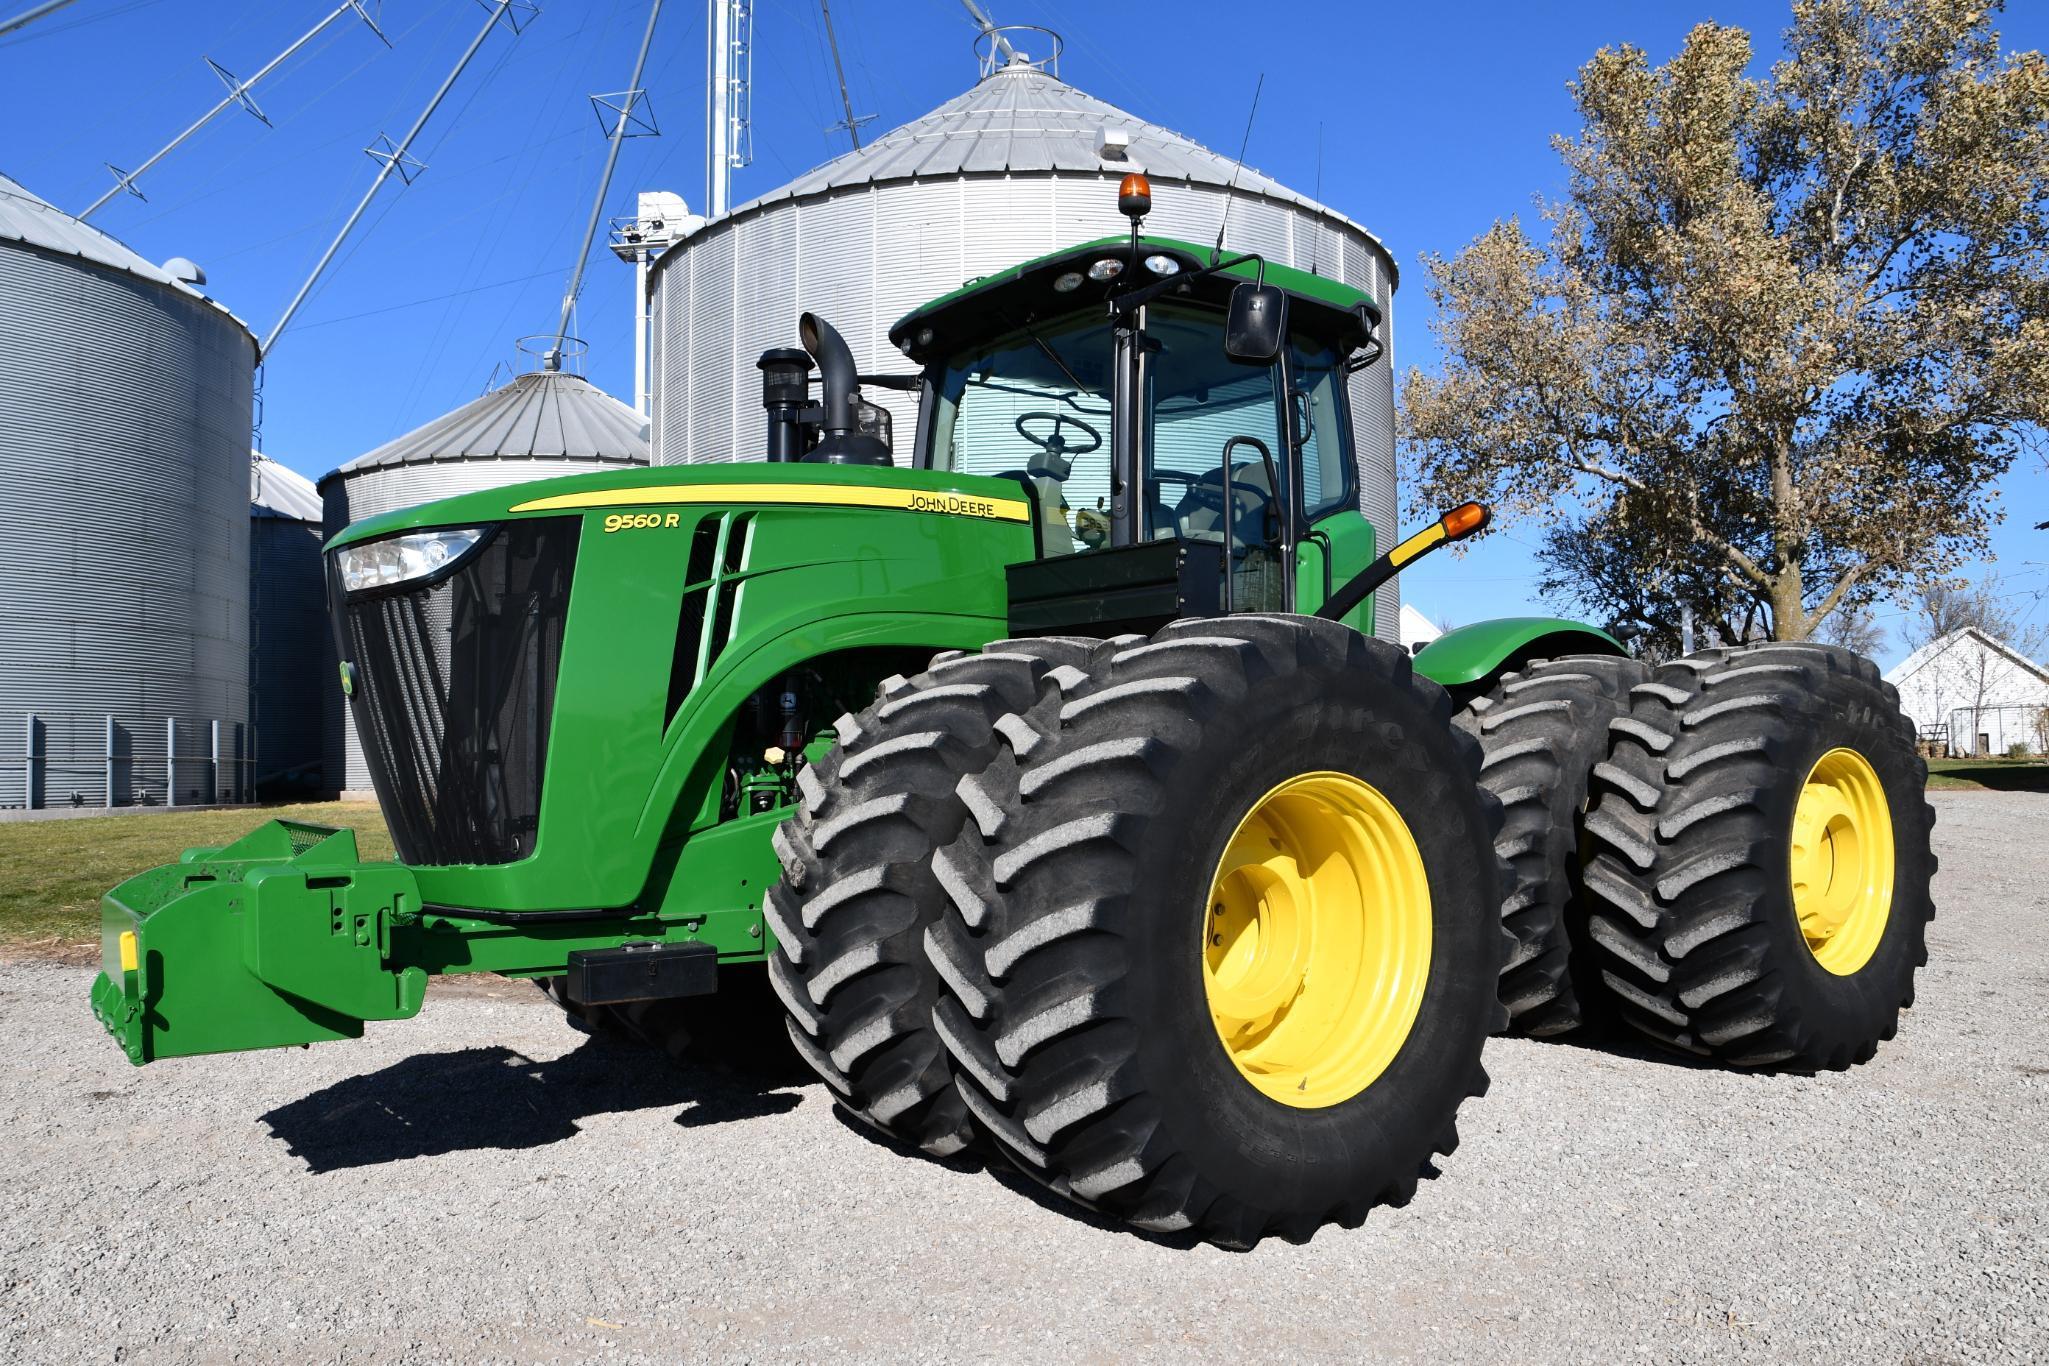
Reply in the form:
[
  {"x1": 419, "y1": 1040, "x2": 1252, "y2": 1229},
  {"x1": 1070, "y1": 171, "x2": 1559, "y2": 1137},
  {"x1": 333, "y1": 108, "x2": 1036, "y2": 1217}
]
[
  {"x1": 1581, "y1": 642, "x2": 1935, "y2": 1068},
  {"x1": 1459, "y1": 654, "x2": 1648, "y2": 1035},
  {"x1": 926, "y1": 615, "x2": 1507, "y2": 1248},
  {"x1": 765, "y1": 639, "x2": 1110, "y2": 1156}
]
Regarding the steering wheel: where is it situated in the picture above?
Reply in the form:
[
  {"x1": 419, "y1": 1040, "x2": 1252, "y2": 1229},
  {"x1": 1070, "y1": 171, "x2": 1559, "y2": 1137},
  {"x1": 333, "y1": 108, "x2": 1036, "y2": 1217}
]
[{"x1": 1014, "y1": 410, "x2": 1103, "y2": 460}]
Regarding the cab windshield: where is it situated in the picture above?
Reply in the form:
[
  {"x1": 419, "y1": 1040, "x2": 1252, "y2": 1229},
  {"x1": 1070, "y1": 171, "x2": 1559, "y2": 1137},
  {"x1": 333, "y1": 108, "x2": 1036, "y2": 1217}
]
[
  {"x1": 928, "y1": 312, "x2": 1114, "y2": 558},
  {"x1": 928, "y1": 298, "x2": 1350, "y2": 613}
]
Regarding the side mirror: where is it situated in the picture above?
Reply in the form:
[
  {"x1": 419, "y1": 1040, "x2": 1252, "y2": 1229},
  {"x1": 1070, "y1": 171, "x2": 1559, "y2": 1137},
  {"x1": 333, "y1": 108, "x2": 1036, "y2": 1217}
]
[{"x1": 1224, "y1": 281, "x2": 1287, "y2": 363}]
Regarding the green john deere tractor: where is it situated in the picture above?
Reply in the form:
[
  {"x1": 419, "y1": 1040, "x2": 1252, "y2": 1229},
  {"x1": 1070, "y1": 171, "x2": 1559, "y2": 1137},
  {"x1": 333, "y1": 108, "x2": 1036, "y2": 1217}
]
[{"x1": 90, "y1": 182, "x2": 1933, "y2": 1248}]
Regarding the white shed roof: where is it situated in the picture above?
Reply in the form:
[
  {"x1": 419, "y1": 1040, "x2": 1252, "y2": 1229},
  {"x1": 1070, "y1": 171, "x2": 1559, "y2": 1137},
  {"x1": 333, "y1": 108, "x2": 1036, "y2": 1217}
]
[
  {"x1": 322, "y1": 369, "x2": 649, "y2": 485},
  {"x1": 1886, "y1": 627, "x2": 2049, "y2": 692},
  {"x1": 716, "y1": 62, "x2": 1389, "y2": 270},
  {"x1": 1398, "y1": 603, "x2": 1443, "y2": 649}
]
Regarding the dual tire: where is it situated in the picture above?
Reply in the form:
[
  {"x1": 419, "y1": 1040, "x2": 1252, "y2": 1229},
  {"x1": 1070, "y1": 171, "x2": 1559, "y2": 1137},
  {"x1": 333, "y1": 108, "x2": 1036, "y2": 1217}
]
[
  {"x1": 1580, "y1": 642, "x2": 1935, "y2": 1067},
  {"x1": 1459, "y1": 655, "x2": 1648, "y2": 1036},
  {"x1": 554, "y1": 626, "x2": 1932, "y2": 1246},
  {"x1": 763, "y1": 637, "x2": 1113, "y2": 1156},
  {"x1": 772, "y1": 614, "x2": 1509, "y2": 1248},
  {"x1": 1460, "y1": 642, "x2": 1933, "y2": 1069}
]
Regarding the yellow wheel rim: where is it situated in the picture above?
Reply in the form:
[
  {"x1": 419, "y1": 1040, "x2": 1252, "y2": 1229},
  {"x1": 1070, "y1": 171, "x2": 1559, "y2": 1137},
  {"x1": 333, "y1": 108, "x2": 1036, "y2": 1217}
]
[
  {"x1": 1790, "y1": 747, "x2": 1895, "y2": 976},
  {"x1": 1201, "y1": 771, "x2": 1432, "y2": 1109}
]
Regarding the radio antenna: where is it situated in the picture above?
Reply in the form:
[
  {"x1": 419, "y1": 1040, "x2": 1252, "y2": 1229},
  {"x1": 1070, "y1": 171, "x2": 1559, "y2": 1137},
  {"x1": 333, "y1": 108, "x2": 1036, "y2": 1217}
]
[
  {"x1": 1309, "y1": 120, "x2": 1324, "y2": 274},
  {"x1": 1212, "y1": 72, "x2": 1264, "y2": 260}
]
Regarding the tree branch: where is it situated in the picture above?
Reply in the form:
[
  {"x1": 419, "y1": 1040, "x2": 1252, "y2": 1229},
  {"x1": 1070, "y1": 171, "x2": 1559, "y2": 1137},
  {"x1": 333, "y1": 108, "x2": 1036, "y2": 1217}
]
[
  {"x1": 1806, "y1": 563, "x2": 1866, "y2": 631},
  {"x1": 1827, "y1": 149, "x2": 1871, "y2": 256}
]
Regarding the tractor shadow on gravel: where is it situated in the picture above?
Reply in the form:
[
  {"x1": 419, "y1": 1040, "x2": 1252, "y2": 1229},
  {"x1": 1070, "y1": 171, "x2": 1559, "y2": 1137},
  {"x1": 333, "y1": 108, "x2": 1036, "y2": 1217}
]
[{"x1": 260, "y1": 1035, "x2": 802, "y2": 1173}]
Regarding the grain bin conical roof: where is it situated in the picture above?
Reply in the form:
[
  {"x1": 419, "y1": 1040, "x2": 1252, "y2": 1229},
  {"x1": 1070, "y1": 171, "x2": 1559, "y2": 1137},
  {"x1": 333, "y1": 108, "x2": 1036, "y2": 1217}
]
[
  {"x1": 0, "y1": 170, "x2": 253, "y2": 338},
  {"x1": 251, "y1": 452, "x2": 321, "y2": 523},
  {"x1": 324, "y1": 368, "x2": 648, "y2": 482},
  {"x1": 727, "y1": 61, "x2": 1383, "y2": 258}
]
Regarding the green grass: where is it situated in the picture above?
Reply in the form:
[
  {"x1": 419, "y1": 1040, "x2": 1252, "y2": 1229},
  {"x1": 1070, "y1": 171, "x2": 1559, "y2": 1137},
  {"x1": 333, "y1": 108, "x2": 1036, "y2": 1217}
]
[
  {"x1": 0, "y1": 802, "x2": 390, "y2": 958},
  {"x1": 3, "y1": 755, "x2": 2037, "y2": 959},
  {"x1": 1925, "y1": 758, "x2": 2049, "y2": 792}
]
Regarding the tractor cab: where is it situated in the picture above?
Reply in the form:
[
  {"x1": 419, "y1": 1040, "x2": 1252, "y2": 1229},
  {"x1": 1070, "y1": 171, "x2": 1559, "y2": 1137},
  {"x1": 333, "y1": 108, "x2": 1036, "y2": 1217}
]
[{"x1": 885, "y1": 209, "x2": 1384, "y2": 635}]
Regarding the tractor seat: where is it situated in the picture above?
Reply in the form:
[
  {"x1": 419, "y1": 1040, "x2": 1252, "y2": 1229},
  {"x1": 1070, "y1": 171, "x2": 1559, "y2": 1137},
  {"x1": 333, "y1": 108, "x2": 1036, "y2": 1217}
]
[{"x1": 1168, "y1": 461, "x2": 1272, "y2": 546}]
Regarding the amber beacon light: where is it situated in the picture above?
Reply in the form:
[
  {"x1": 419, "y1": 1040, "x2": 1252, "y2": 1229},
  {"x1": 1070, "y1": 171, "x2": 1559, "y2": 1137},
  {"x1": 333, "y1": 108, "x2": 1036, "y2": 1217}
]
[{"x1": 1118, "y1": 172, "x2": 1153, "y2": 220}]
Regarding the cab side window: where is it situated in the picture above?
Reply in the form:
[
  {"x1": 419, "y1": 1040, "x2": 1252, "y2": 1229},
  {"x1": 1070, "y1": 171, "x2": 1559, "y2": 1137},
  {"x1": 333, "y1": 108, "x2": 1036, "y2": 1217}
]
[{"x1": 1291, "y1": 335, "x2": 1355, "y2": 520}]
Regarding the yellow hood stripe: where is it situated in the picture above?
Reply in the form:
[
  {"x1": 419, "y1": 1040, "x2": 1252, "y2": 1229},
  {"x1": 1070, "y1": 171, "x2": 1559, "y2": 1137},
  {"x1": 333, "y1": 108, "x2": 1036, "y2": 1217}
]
[{"x1": 509, "y1": 482, "x2": 1032, "y2": 523}]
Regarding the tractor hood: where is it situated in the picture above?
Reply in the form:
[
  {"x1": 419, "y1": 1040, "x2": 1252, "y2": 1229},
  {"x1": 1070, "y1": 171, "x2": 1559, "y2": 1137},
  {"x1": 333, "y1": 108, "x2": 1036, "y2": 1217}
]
[
  {"x1": 322, "y1": 458, "x2": 1036, "y2": 916},
  {"x1": 324, "y1": 460, "x2": 1033, "y2": 552}
]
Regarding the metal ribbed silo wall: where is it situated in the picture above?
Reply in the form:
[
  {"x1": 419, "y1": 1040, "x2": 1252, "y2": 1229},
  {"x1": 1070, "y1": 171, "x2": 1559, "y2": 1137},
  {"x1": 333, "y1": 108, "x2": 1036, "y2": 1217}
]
[
  {"x1": 649, "y1": 177, "x2": 1402, "y2": 643},
  {"x1": 250, "y1": 515, "x2": 326, "y2": 795},
  {"x1": 318, "y1": 456, "x2": 646, "y2": 795},
  {"x1": 0, "y1": 241, "x2": 253, "y2": 809}
]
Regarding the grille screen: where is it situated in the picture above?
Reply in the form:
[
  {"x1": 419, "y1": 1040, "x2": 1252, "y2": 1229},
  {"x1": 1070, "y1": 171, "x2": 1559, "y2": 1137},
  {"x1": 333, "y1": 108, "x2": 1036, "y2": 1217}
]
[{"x1": 333, "y1": 518, "x2": 579, "y2": 866}]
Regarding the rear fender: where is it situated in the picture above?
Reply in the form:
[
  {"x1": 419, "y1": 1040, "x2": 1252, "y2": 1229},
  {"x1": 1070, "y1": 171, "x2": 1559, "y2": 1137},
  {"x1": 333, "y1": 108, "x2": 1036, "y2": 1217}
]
[{"x1": 1412, "y1": 616, "x2": 1626, "y2": 695}]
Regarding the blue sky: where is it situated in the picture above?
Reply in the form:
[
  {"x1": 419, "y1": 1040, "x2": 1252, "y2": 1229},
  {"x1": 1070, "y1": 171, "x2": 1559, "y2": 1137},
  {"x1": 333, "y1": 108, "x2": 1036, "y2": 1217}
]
[{"x1": 2, "y1": 0, "x2": 2043, "y2": 666}]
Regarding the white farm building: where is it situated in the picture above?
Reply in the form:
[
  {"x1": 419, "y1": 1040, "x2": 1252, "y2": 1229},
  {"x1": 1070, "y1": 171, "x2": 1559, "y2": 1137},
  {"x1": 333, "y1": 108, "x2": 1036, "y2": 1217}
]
[{"x1": 1884, "y1": 628, "x2": 2049, "y2": 756}]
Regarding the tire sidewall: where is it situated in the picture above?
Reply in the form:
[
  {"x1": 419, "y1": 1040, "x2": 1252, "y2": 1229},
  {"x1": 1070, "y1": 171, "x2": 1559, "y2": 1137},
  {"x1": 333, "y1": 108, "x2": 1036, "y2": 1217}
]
[
  {"x1": 1754, "y1": 679, "x2": 1930, "y2": 1050},
  {"x1": 1118, "y1": 658, "x2": 1499, "y2": 1216}
]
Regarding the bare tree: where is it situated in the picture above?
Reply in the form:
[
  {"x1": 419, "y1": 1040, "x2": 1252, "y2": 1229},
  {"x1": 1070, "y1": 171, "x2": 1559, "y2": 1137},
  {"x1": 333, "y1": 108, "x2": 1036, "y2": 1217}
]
[
  {"x1": 1906, "y1": 576, "x2": 2048, "y2": 656},
  {"x1": 1818, "y1": 601, "x2": 1886, "y2": 658}
]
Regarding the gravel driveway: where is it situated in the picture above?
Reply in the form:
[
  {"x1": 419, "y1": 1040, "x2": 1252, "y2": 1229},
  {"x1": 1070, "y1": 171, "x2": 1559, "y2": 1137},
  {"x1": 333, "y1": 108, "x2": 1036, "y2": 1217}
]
[{"x1": 3, "y1": 790, "x2": 2044, "y2": 1363}]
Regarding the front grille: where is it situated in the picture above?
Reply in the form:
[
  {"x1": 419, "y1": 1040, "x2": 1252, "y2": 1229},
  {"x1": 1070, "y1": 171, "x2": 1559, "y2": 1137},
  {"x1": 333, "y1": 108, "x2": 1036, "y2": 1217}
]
[{"x1": 333, "y1": 518, "x2": 579, "y2": 866}]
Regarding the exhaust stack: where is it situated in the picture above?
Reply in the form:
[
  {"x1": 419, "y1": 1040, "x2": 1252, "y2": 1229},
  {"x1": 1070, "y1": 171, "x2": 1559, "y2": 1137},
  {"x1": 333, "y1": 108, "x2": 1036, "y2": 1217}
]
[{"x1": 798, "y1": 312, "x2": 890, "y2": 466}]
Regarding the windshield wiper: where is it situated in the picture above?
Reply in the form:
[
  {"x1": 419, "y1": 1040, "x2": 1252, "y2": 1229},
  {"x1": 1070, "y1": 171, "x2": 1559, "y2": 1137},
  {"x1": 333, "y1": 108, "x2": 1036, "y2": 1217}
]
[
  {"x1": 966, "y1": 376, "x2": 1107, "y2": 415},
  {"x1": 1001, "y1": 309, "x2": 1097, "y2": 398}
]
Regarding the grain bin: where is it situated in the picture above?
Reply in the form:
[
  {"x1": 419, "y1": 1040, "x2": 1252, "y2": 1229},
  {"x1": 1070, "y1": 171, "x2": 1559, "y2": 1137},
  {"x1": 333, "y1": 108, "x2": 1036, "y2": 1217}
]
[
  {"x1": 250, "y1": 453, "x2": 325, "y2": 795},
  {"x1": 0, "y1": 173, "x2": 255, "y2": 809},
  {"x1": 647, "y1": 48, "x2": 1404, "y2": 640},
  {"x1": 319, "y1": 363, "x2": 648, "y2": 794}
]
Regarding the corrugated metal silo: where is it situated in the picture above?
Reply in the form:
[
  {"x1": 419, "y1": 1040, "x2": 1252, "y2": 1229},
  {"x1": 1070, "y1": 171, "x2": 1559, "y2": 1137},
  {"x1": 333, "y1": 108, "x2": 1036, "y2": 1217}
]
[
  {"x1": 318, "y1": 366, "x2": 648, "y2": 793},
  {"x1": 0, "y1": 173, "x2": 255, "y2": 809},
  {"x1": 250, "y1": 453, "x2": 326, "y2": 795},
  {"x1": 648, "y1": 54, "x2": 1405, "y2": 640}
]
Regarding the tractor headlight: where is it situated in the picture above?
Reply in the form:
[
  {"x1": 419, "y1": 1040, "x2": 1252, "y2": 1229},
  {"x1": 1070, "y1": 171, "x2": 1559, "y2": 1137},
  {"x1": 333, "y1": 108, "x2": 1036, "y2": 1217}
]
[
  {"x1": 1142, "y1": 253, "x2": 1180, "y2": 276},
  {"x1": 1086, "y1": 257, "x2": 1124, "y2": 281},
  {"x1": 335, "y1": 527, "x2": 488, "y2": 594}
]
